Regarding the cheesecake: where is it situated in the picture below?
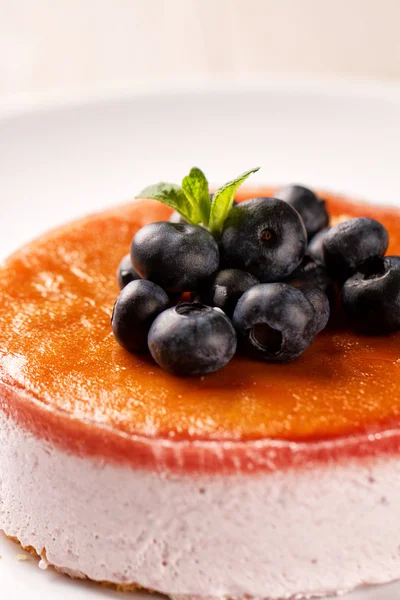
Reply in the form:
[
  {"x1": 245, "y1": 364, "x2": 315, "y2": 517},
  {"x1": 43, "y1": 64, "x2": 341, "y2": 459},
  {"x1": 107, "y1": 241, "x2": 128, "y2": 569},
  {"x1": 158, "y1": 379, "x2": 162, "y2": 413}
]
[{"x1": 0, "y1": 188, "x2": 400, "y2": 599}]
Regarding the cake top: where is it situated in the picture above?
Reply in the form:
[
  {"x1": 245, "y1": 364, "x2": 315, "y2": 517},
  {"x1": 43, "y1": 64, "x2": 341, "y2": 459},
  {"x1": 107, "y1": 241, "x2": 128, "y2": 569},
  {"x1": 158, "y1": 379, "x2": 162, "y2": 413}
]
[{"x1": 0, "y1": 188, "x2": 399, "y2": 447}]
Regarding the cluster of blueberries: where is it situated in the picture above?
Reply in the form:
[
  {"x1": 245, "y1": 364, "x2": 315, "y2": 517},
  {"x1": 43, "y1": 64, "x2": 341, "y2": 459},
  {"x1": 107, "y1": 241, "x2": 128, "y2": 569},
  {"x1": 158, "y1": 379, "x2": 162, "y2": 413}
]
[{"x1": 111, "y1": 185, "x2": 400, "y2": 376}]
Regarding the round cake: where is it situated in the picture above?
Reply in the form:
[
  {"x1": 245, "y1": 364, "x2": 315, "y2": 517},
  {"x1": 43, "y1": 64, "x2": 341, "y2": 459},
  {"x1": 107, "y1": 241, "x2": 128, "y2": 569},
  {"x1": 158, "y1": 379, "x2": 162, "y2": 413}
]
[{"x1": 0, "y1": 188, "x2": 400, "y2": 599}]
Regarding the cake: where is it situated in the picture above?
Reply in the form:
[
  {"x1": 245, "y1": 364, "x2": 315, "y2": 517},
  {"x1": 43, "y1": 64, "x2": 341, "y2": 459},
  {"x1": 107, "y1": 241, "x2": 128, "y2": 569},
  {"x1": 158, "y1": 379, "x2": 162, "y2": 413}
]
[{"x1": 0, "y1": 187, "x2": 400, "y2": 599}]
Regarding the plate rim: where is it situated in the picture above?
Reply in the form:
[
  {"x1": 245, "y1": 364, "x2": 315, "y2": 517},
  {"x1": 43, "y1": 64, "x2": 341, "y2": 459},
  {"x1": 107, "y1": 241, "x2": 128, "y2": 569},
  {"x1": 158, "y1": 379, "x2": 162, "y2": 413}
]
[{"x1": 1, "y1": 73, "x2": 400, "y2": 121}]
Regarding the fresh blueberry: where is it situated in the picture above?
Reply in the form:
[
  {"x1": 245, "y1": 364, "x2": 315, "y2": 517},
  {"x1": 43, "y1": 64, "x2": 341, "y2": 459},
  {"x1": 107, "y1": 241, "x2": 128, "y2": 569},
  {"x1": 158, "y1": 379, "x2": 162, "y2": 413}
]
[
  {"x1": 117, "y1": 253, "x2": 180, "y2": 304},
  {"x1": 274, "y1": 185, "x2": 329, "y2": 239},
  {"x1": 294, "y1": 282, "x2": 330, "y2": 334},
  {"x1": 131, "y1": 222, "x2": 220, "y2": 292},
  {"x1": 232, "y1": 283, "x2": 316, "y2": 362},
  {"x1": 387, "y1": 256, "x2": 400, "y2": 267},
  {"x1": 167, "y1": 291, "x2": 182, "y2": 305},
  {"x1": 285, "y1": 255, "x2": 336, "y2": 308},
  {"x1": 148, "y1": 303, "x2": 237, "y2": 376},
  {"x1": 323, "y1": 217, "x2": 389, "y2": 280},
  {"x1": 192, "y1": 269, "x2": 259, "y2": 317},
  {"x1": 286, "y1": 255, "x2": 329, "y2": 290},
  {"x1": 117, "y1": 253, "x2": 141, "y2": 289},
  {"x1": 220, "y1": 198, "x2": 307, "y2": 282},
  {"x1": 342, "y1": 256, "x2": 400, "y2": 334},
  {"x1": 307, "y1": 228, "x2": 330, "y2": 264},
  {"x1": 112, "y1": 280, "x2": 169, "y2": 353}
]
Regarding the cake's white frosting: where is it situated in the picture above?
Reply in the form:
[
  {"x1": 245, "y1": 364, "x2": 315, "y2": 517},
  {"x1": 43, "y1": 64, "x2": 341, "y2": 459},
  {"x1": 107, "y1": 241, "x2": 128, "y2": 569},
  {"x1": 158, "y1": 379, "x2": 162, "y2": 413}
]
[{"x1": 1, "y1": 411, "x2": 400, "y2": 599}]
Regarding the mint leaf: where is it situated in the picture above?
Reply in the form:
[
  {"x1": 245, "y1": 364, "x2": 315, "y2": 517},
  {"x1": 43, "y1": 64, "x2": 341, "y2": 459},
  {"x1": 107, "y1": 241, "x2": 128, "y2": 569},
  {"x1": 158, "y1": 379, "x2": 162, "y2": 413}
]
[
  {"x1": 136, "y1": 182, "x2": 202, "y2": 225},
  {"x1": 182, "y1": 167, "x2": 210, "y2": 225},
  {"x1": 137, "y1": 166, "x2": 261, "y2": 232},
  {"x1": 208, "y1": 167, "x2": 260, "y2": 234}
]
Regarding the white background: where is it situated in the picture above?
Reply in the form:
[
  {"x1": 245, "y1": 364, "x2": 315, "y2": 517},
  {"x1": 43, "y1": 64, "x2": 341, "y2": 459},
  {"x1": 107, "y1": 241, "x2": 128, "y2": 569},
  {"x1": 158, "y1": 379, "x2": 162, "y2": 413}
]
[{"x1": 1, "y1": 0, "x2": 400, "y2": 109}]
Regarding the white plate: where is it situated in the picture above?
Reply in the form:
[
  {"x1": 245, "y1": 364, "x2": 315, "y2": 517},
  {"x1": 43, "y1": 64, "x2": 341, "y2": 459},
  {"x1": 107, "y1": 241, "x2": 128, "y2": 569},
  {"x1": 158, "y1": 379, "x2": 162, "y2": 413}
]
[{"x1": 1, "y1": 78, "x2": 400, "y2": 599}]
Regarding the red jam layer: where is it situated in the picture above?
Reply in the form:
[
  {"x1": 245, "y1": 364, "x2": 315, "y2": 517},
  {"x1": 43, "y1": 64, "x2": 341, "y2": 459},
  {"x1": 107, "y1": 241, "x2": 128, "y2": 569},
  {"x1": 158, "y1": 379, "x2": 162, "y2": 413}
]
[{"x1": 0, "y1": 189, "x2": 399, "y2": 473}]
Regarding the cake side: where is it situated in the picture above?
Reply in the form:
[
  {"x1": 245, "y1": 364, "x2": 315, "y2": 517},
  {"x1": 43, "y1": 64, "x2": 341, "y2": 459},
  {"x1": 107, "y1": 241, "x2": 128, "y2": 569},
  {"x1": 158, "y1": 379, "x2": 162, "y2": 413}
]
[{"x1": 2, "y1": 409, "x2": 400, "y2": 600}]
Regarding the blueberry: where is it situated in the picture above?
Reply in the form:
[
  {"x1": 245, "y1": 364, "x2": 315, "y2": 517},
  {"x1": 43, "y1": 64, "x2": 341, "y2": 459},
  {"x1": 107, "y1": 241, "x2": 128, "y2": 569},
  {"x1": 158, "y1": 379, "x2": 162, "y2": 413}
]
[
  {"x1": 286, "y1": 255, "x2": 330, "y2": 290},
  {"x1": 221, "y1": 198, "x2": 307, "y2": 282},
  {"x1": 117, "y1": 253, "x2": 141, "y2": 289},
  {"x1": 295, "y1": 283, "x2": 330, "y2": 334},
  {"x1": 285, "y1": 256, "x2": 333, "y2": 328},
  {"x1": 323, "y1": 217, "x2": 389, "y2": 280},
  {"x1": 274, "y1": 185, "x2": 329, "y2": 239},
  {"x1": 192, "y1": 269, "x2": 259, "y2": 317},
  {"x1": 167, "y1": 291, "x2": 182, "y2": 305},
  {"x1": 307, "y1": 228, "x2": 330, "y2": 264},
  {"x1": 117, "y1": 253, "x2": 180, "y2": 304},
  {"x1": 112, "y1": 280, "x2": 169, "y2": 353},
  {"x1": 232, "y1": 283, "x2": 316, "y2": 362},
  {"x1": 342, "y1": 256, "x2": 400, "y2": 334},
  {"x1": 131, "y1": 222, "x2": 219, "y2": 292},
  {"x1": 285, "y1": 255, "x2": 336, "y2": 308},
  {"x1": 148, "y1": 303, "x2": 237, "y2": 376},
  {"x1": 387, "y1": 256, "x2": 400, "y2": 267}
]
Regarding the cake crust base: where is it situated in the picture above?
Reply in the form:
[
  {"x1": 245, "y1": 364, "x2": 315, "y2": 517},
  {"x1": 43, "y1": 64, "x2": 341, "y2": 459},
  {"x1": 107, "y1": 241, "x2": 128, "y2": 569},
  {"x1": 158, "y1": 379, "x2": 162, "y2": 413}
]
[{"x1": 6, "y1": 535, "x2": 144, "y2": 594}]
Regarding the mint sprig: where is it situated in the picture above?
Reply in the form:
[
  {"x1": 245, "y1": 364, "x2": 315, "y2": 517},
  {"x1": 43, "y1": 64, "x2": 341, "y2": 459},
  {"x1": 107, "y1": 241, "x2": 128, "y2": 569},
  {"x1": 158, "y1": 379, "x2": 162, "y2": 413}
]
[
  {"x1": 136, "y1": 166, "x2": 260, "y2": 235},
  {"x1": 182, "y1": 167, "x2": 210, "y2": 225},
  {"x1": 136, "y1": 182, "x2": 199, "y2": 225},
  {"x1": 209, "y1": 167, "x2": 260, "y2": 234}
]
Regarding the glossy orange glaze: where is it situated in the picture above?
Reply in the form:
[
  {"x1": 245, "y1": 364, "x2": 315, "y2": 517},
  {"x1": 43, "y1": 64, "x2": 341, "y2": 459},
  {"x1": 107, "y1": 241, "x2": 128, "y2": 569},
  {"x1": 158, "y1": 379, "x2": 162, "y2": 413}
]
[{"x1": 0, "y1": 189, "x2": 400, "y2": 473}]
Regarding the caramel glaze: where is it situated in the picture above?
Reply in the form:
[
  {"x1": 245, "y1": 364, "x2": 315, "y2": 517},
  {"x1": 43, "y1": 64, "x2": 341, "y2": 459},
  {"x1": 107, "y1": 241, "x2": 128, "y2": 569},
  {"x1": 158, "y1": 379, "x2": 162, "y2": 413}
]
[{"x1": 0, "y1": 189, "x2": 399, "y2": 474}]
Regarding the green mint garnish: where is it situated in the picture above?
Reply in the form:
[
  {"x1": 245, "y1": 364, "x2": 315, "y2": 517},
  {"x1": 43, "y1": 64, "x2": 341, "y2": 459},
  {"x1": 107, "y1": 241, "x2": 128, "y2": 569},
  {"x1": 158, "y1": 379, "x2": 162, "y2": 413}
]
[
  {"x1": 182, "y1": 167, "x2": 210, "y2": 226},
  {"x1": 136, "y1": 182, "x2": 198, "y2": 225},
  {"x1": 208, "y1": 167, "x2": 260, "y2": 235},
  {"x1": 137, "y1": 165, "x2": 260, "y2": 234}
]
